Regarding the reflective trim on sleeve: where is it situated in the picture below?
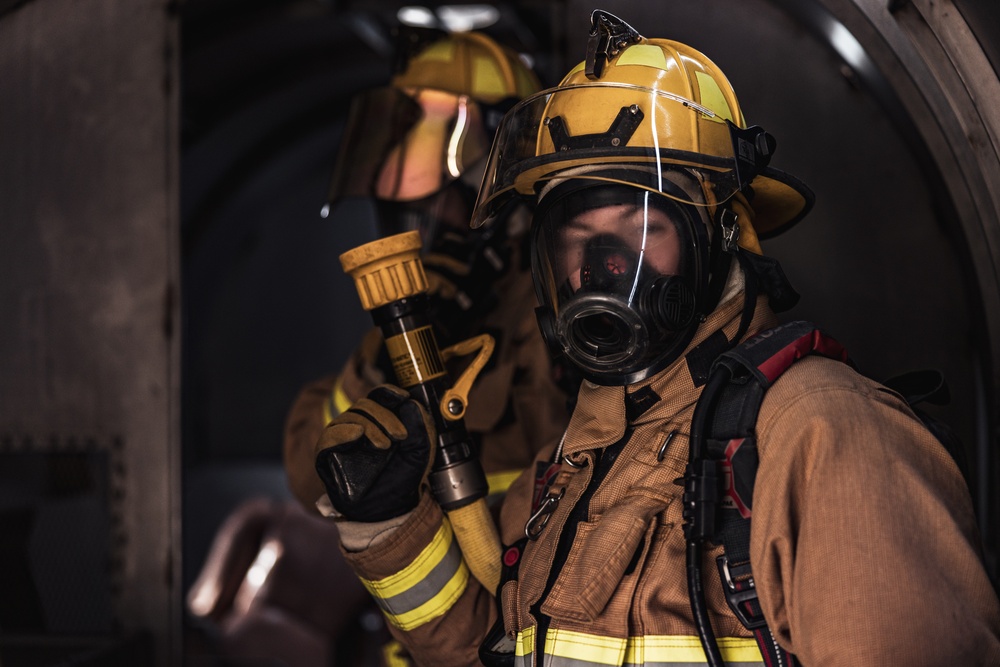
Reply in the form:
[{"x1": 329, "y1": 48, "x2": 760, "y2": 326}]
[
  {"x1": 323, "y1": 375, "x2": 354, "y2": 424},
  {"x1": 512, "y1": 628, "x2": 764, "y2": 667},
  {"x1": 358, "y1": 520, "x2": 469, "y2": 631}
]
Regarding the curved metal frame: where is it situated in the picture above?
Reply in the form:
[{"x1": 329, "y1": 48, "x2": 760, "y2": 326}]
[{"x1": 821, "y1": 0, "x2": 1000, "y2": 579}]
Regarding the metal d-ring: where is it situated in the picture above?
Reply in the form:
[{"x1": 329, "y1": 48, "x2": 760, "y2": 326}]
[
  {"x1": 563, "y1": 453, "x2": 589, "y2": 469},
  {"x1": 657, "y1": 430, "x2": 679, "y2": 462}
]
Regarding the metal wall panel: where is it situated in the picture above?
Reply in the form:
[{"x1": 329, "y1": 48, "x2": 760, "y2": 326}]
[{"x1": 0, "y1": 1, "x2": 180, "y2": 665}]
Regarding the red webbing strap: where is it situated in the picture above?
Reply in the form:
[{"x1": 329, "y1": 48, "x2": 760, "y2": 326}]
[
  {"x1": 756, "y1": 328, "x2": 848, "y2": 383},
  {"x1": 722, "y1": 320, "x2": 848, "y2": 387}
]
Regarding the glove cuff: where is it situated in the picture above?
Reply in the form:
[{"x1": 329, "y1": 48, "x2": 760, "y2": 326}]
[{"x1": 336, "y1": 511, "x2": 413, "y2": 552}]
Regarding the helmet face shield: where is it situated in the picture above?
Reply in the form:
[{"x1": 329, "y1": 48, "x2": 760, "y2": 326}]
[
  {"x1": 472, "y1": 83, "x2": 747, "y2": 229},
  {"x1": 532, "y1": 182, "x2": 709, "y2": 384},
  {"x1": 328, "y1": 86, "x2": 491, "y2": 204}
]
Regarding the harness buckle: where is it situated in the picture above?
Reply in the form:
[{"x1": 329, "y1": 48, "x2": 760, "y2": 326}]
[{"x1": 716, "y1": 554, "x2": 769, "y2": 630}]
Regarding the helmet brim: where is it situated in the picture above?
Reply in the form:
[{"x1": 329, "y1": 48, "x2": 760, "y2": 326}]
[{"x1": 751, "y1": 166, "x2": 815, "y2": 238}]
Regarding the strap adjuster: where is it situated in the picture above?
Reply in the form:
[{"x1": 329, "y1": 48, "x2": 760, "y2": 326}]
[{"x1": 716, "y1": 555, "x2": 769, "y2": 630}]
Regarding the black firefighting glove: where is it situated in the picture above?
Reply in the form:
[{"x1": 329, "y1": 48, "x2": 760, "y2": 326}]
[{"x1": 314, "y1": 385, "x2": 436, "y2": 523}]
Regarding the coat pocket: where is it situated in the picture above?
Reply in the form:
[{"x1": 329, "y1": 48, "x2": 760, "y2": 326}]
[{"x1": 540, "y1": 496, "x2": 663, "y2": 623}]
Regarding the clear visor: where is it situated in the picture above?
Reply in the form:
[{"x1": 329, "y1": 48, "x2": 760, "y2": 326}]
[
  {"x1": 327, "y1": 86, "x2": 491, "y2": 204},
  {"x1": 472, "y1": 82, "x2": 745, "y2": 228}
]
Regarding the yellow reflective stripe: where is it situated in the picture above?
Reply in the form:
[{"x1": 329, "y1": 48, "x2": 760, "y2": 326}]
[
  {"x1": 323, "y1": 375, "x2": 354, "y2": 425},
  {"x1": 548, "y1": 628, "x2": 626, "y2": 665},
  {"x1": 513, "y1": 628, "x2": 764, "y2": 666},
  {"x1": 617, "y1": 44, "x2": 670, "y2": 70},
  {"x1": 333, "y1": 377, "x2": 353, "y2": 414},
  {"x1": 515, "y1": 625, "x2": 535, "y2": 657},
  {"x1": 694, "y1": 71, "x2": 734, "y2": 123},
  {"x1": 625, "y1": 635, "x2": 762, "y2": 664},
  {"x1": 416, "y1": 40, "x2": 455, "y2": 63},
  {"x1": 360, "y1": 521, "x2": 455, "y2": 599},
  {"x1": 473, "y1": 56, "x2": 507, "y2": 98},
  {"x1": 384, "y1": 560, "x2": 469, "y2": 631},
  {"x1": 487, "y1": 469, "x2": 523, "y2": 496},
  {"x1": 381, "y1": 640, "x2": 410, "y2": 667}
]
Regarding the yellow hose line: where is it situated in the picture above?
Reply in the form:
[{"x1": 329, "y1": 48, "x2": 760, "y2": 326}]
[{"x1": 446, "y1": 499, "x2": 501, "y2": 594}]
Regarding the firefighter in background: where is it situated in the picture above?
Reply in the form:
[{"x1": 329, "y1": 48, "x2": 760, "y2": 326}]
[
  {"x1": 188, "y1": 29, "x2": 575, "y2": 667},
  {"x1": 310, "y1": 10, "x2": 1000, "y2": 667},
  {"x1": 284, "y1": 28, "x2": 573, "y2": 516}
]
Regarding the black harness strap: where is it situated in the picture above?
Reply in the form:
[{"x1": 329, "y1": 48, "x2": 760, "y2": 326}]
[{"x1": 693, "y1": 321, "x2": 848, "y2": 667}]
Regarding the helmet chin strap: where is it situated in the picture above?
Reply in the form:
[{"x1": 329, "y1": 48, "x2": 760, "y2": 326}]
[
  {"x1": 733, "y1": 251, "x2": 760, "y2": 344},
  {"x1": 684, "y1": 198, "x2": 804, "y2": 386},
  {"x1": 683, "y1": 207, "x2": 759, "y2": 386},
  {"x1": 718, "y1": 207, "x2": 759, "y2": 345}
]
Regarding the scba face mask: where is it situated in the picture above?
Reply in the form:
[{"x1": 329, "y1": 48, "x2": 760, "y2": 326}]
[{"x1": 532, "y1": 182, "x2": 714, "y2": 386}]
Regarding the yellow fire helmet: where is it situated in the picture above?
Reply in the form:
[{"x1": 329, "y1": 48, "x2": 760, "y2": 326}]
[
  {"x1": 327, "y1": 30, "x2": 542, "y2": 205},
  {"x1": 470, "y1": 12, "x2": 813, "y2": 239}
]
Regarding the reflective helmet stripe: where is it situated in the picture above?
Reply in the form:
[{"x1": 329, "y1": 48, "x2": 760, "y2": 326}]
[{"x1": 487, "y1": 469, "x2": 524, "y2": 496}]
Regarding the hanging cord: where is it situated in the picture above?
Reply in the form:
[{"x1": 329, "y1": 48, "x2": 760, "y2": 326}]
[{"x1": 683, "y1": 363, "x2": 732, "y2": 667}]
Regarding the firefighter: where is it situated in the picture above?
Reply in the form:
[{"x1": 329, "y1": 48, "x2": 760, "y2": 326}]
[
  {"x1": 284, "y1": 28, "x2": 572, "y2": 516},
  {"x1": 311, "y1": 10, "x2": 1000, "y2": 667},
  {"x1": 187, "y1": 28, "x2": 576, "y2": 667}
]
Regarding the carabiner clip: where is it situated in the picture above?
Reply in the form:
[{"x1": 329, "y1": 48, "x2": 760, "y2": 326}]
[{"x1": 524, "y1": 487, "x2": 565, "y2": 540}]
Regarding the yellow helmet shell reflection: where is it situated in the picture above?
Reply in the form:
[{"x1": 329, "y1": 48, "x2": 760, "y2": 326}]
[{"x1": 531, "y1": 39, "x2": 745, "y2": 176}]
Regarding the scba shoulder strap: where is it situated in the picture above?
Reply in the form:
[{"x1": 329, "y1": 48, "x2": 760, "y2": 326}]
[{"x1": 686, "y1": 320, "x2": 849, "y2": 667}]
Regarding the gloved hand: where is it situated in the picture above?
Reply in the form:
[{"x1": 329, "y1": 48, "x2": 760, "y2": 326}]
[{"x1": 314, "y1": 384, "x2": 436, "y2": 522}]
